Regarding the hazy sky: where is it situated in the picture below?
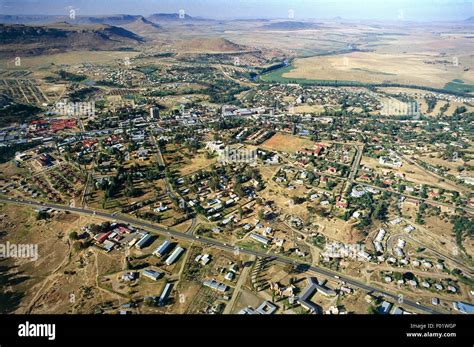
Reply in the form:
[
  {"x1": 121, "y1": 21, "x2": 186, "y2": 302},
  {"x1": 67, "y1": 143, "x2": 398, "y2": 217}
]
[{"x1": 0, "y1": 0, "x2": 472, "y2": 21}]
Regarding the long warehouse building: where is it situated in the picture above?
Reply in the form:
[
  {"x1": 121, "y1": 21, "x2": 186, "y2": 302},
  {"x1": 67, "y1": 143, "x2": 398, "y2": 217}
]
[{"x1": 165, "y1": 246, "x2": 185, "y2": 265}]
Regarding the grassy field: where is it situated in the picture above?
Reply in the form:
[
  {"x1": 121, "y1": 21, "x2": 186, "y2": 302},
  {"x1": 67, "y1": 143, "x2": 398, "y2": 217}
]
[
  {"x1": 259, "y1": 50, "x2": 474, "y2": 96},
  {"x1": 261, "y1": 133, "x2": 315, "y2": 153},
  {"x1": 444, "y1": 79, "x2": 474, "y2": 94},
  {"x1": 260, "y1": 64, "x2": 364, "y2": 86}
]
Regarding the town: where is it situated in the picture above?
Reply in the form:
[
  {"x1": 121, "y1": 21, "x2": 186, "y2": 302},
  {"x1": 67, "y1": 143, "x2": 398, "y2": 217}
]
[{"x1": 0, "y1": 4, "x2": 473, "y2": 318}]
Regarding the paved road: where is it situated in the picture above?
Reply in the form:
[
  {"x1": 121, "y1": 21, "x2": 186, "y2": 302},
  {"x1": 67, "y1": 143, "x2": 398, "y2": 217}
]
[
  {"x1": 186, "y1": 216, "x2": 197, "y2": 235},
  {"x1": 349, "y1": 144, "x2": 364, "y2": 183},
  {"x1": 0, "y1": 196, "x2": 441, "y2": 314},
  {"x1": 81, "y1": 172, "x2": 92, "y2": 208}
]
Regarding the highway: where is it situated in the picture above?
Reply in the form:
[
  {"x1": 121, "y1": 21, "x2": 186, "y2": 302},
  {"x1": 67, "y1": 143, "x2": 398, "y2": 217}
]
[{"x1": 0, "y1": 196, "x2": 442, "y2": 314}]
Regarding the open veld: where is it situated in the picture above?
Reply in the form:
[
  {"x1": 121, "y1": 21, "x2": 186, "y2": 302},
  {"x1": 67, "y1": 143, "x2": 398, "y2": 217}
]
[{"x1": 281, "y1": 51, "x2": 474, "y2": 89}]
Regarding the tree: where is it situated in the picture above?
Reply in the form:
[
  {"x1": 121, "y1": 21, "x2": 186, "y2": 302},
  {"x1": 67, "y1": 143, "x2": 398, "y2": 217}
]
[
  {"x1": 69, "y1": 231, "x2": 79, "y2": 240},
  {"x1": 373, "y1": 202, "x2": 388, "y2": 221},
  {"x1": 37, "y1": 210, "x2": 50, "y2": 220},
  {"x1": 144, "y1": 297, "x2": 155, "y2": 307}
]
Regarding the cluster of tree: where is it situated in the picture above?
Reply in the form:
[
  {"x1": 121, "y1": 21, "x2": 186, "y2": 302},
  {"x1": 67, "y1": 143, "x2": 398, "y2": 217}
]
[
  {"x1": 347, "y1": 193, "x2": 389, "y2": 229},
  {"x1": 424, "y1": 96, "x2": 437, "y2": 113},
  {"x1": 416, "y1": 202, "x2": 429, "y2": 225},
  {"x1": 0, "y1": 102, "x2": 41, "y2": 128},
  {"x1": 452, "y1": 215, "x2": 473, "y2": 257},
  {"x1": 58, "y1": 70, "x2": 87, "y2": 82},
  {"x1": 0, "y1": 141, "x2": 40, "y2": 164}
]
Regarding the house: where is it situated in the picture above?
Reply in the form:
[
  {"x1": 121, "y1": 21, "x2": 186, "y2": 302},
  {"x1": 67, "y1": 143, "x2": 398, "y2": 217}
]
[
  {"x1": 200, "y1": 254, "x2": 212, "y2": 265},
  {"x1": 336, "y1": 198, "x2": 348, "y2": 209},
  {"x1": 243, "y1": 224, "x2": 253, "y2": 231},
  {"x1": 379, "y1": 155, "x2": 402, "y2": 168},
  {"x1": 390, "y1": 217, "x2": 402, "y2": 225},
  {"x1": 96, "y1": 231, "x2": 112, "y2": 244},
  {"x1": 238, "y1": 307, "x2": 259, "y2": 314},
  {"x1": 263, "y1": 227, "x2": 273, "y2": 236},
  {"x1": 250, "y1": 233, "x2": 270, "y2": 245},
  {"x1": 391, "y1": 307, "x2": 404, "y2": 315},
  {"x1": 225, "y1": 272, "x2": 235, "y2": 281},
  {"x1": 102, "y1": 240, "x2": 115, "y2": 252},
  {"x1": 256, "y1": 301, "x2": 278, "y2": 315},
  {"x1": 379, "y1": 301, "x2": 393, "y2": 314},
  {"x1": 238, "y1": 300, "x2": 277, "y2": 315},
  {"x1": 122, "y1": 272, "x2": 138, "y2": 282},
  {"x1": 358, "y1": 250, "x2": 372, "y2": 262},
  {"x1": 203, "y1": 279, "x2": 228, "y2": 292},
  {"x1": 351, "y1": 185, "x2": 367, "y2": 198},
  {"x1": 143, "y1": 269, "x2": 163, "y2": 281},
  {"x1": 269, "y1": 282, "x2": 295, "y2": 297}
]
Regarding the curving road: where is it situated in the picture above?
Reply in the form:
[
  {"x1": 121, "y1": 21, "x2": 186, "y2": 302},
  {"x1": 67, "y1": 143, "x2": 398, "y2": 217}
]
[{"x1": 0, "y1": 196, "x2": 442, "y2": 314}]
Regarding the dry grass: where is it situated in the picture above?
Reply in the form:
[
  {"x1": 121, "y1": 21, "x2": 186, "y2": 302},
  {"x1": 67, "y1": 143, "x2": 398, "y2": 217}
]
[
  {"x1": 283, "y1": 51, "x2": 474, "y2": 88},
  {"x1": 261, "y1": 133, "x2": 314, "y2": 153}
]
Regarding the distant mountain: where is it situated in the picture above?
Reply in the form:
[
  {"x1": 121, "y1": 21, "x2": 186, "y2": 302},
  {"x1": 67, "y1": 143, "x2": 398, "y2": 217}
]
[
  {"x1": 121, "y1": 16, "x2": 162, "y2": 36},
  {"x1": 0, "y1": 23, "x2": 143, "y2": 57},
  {"x1": 0, "y1": 15, "x2": 160, "y2": 34},
  {"x1": 465, "y1": 16, "x2": 474, "y2": 23},
  {"x1": 71, "y1": 14, "x2": 159, "y2": 28},
  {"x1": 69, "y1": 15, "x2": 161, "y2": 36},
  {"x1": 259, "y1": 21, "x2": 318, "y2": 31},
  {"x1": 0, "y1": 15, "x2": 60, "y2": 24},
  {"x1": 175, "y1": 37, "x2": 247, "y2": 53},
  {"x1": 146, "y1": 13, "x2": 211, "y2": 23}
]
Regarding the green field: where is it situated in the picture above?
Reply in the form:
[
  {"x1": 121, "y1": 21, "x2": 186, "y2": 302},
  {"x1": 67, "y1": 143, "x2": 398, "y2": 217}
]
[
  {"x1": 443, "y1": 80, "x2": 474, "y2": 94},
  {"x1": 259, "y1": 63, "x2": 474, "y2": 97},
  {"x1": 259, "y1": 65, "x2": 365, "y2": 86}
]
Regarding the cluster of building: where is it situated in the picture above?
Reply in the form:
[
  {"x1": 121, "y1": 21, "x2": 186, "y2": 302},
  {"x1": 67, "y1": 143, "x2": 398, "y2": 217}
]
[{"x1": 153, "y1": 240, "x2": 185, "y2": 266}]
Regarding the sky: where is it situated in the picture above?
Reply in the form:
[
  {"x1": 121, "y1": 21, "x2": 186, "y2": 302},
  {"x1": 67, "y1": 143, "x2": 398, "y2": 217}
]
[{"x1": 0, "y1": 0, "x2": 472, "y2": 21}]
